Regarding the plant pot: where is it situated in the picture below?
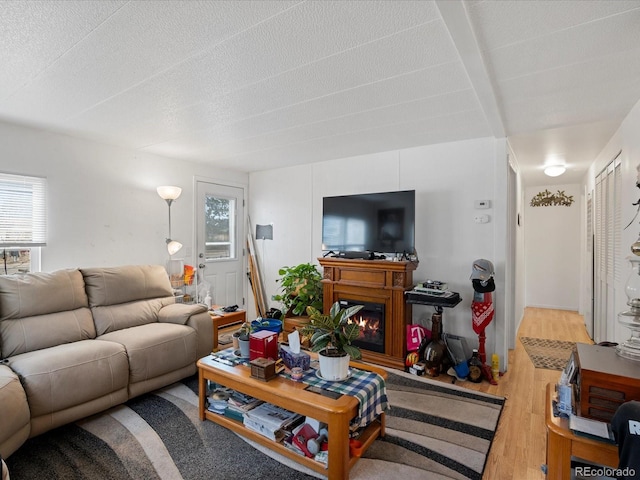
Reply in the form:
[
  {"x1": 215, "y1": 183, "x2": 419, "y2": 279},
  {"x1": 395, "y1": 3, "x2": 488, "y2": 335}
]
[
  {"x1": 232, "y1": 330, "x2": 241, "y2": 350},
  {"x1": 238, "y1": 336, "x2": 250, "y2": 358},
  {"x1": 318, "y1": 349, "x2": 350, "y2": 381}
]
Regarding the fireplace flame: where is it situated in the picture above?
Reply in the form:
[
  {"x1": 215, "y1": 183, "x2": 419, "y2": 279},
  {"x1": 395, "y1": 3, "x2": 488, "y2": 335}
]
[{"x1": 350, "y1": 314, "x2": 380, "y2": 339}]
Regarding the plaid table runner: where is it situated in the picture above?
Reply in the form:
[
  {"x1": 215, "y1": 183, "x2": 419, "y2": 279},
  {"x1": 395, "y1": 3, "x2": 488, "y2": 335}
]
[
  {"x1": 291, "y1": 367, "x2": 389, "y2": 429},
  {"x1": 214, "y1": 347, "x2": 251, "y2": 365},
  {"x1": 211, "y1": 349, "x2": 389, "y2": 428}
]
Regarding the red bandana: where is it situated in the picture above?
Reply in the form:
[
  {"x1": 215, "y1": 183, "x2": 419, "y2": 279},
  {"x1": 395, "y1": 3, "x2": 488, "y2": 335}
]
[{"x1": 471, "y1": 292, "x2": 494, "y2": 333}]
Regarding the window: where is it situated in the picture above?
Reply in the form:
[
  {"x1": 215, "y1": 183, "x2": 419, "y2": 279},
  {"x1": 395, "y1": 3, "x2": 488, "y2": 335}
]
[
  {"x1": 0, "y1": 172, "x2": 47, "y2": 274},
  {"x1": 204, "y1": 194, "x2": 236, "y2": 260}
]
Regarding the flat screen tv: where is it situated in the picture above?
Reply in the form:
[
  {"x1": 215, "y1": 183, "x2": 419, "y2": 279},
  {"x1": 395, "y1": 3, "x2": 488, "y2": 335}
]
[{"x1": 322, "y1": 190, "x2": 415, "y2": 255}]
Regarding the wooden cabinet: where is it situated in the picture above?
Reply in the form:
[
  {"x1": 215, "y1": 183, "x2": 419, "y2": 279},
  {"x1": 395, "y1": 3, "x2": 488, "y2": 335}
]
[
  {"x1": 576, "y1": 343, "x2": 640, "y2": 421},
  {"x1": 283, "y1": 315, "x2": 310, "y2": 347}
]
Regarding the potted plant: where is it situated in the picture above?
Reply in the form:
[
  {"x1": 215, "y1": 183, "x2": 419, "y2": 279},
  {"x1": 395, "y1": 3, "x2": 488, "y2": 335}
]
[
  {"x1": 272, "y1": 263, "x2": 323, "y2": 316},
  {"x1": 235, "y1": 321, "x2": 253, "y2": 358},
  {"x1": 301, "y1": 301, "x2": 364, "y2": 380}
]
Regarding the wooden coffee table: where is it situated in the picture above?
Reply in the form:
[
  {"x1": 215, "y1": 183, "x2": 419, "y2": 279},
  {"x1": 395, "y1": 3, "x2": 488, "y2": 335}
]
[{"x1": 197, "y1": 354, "x2": 387, "y2": 479}]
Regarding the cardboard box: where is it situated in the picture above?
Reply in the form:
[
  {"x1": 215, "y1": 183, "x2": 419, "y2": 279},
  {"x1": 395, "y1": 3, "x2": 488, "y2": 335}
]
[{"x1": 249, "y1": 330, "x2": 278, "y2": 361}]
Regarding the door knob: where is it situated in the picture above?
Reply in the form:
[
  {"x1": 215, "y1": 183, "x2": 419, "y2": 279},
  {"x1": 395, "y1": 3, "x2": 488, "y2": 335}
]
[{"x1": 198, "y1": 263, "x2": 205, "y2": 269}]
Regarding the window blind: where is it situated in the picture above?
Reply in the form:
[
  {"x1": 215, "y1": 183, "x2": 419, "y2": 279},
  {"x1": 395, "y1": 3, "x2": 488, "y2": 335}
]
[{"x1": 0, "y1": 173, "x2": 47, "y2": 247}]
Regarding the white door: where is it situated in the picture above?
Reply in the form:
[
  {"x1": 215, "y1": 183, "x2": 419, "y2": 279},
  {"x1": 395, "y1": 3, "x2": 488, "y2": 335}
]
[
  {"x1": 196, "y1": 181, "x2": 245, "y2": 309},
  {"x1": 593, "y1": 156, "x2": 622, "y2": 343}
]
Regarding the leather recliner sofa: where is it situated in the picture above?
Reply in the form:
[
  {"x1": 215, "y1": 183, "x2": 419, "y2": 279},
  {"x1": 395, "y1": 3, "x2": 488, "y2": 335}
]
[{"x1": 0, "y1": 264, "x2": 213, "y2": 459}]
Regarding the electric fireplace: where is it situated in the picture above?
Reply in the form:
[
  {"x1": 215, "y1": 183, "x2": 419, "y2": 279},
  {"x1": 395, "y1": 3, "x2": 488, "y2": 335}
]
[
  {"x1": 319, "y1": 257, "x2": 416, "y2": 369},
  {"x1": 339, "y1": 299, "x2": 385, "y2": 354}
]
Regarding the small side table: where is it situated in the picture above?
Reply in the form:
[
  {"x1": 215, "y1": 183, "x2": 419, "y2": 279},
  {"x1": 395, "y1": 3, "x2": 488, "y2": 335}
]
[
  {"x1": 210, "y1": 305, "x2": 246, "y2": 351},
  {"x1": 405, "y1": 290, "x2": 462, "y2": 373},
  {"x1": 545, "y1": 383, "x2": 618, "y2": 479}
]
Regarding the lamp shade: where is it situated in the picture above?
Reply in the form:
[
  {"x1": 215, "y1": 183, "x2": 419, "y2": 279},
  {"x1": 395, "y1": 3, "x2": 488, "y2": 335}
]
[
  {"x1": 157, "y1": 186, "x2": 182, "y2": 201},
  {"x1": 167, "y1": 240, "x2": 183, "y2": 255}
]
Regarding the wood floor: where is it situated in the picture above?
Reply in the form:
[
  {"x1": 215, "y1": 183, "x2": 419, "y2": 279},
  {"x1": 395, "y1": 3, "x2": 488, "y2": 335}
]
[{"x1": 431, "y1": 307, "x2": 593, "y2": 480}]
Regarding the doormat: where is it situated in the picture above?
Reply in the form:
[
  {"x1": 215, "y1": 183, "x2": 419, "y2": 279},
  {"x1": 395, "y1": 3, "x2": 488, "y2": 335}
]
[{"x1": 519, "y1": 336, "x2": 576, "y2": 371}]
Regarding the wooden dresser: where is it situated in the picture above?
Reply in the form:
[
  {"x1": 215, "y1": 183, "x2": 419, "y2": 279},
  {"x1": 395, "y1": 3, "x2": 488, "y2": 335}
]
[{"x1": 576, "y1": 342, "x2": 640, "y2": 421}]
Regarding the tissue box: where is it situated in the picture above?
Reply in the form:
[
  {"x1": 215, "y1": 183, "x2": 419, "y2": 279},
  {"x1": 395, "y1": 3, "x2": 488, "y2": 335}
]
[
  {"x1": 280, "y1": 345, "x2": 311, "y2": 371},
  {"x1": 249, "y1": 330, "x2": 278, "y2": 361}
]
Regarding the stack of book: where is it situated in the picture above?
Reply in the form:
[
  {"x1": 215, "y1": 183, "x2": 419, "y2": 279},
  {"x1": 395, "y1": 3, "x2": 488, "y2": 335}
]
[
  {"x1": 243, "y1": 402, "x2": 303, "y2": 442},
  {"x1": 225, "y1": 391, "x2": 263, "y2": 422},
  {"x1": 206, "y1": 389, "x2": 263, "y2": 421},
  {"x1": 206, "y1": 389, "x2": 232, "y2": 415}
]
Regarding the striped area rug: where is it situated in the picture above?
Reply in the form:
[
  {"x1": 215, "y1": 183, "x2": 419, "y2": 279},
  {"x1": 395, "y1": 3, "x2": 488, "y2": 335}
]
[{"x1": 6, "y1": 369, "x2": 504, "y2": 480}]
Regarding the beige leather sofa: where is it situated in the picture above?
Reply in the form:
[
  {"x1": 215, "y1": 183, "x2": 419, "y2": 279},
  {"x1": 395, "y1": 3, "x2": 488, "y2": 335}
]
[{"x1": 0, "y1": 264, "x2": 213, "y2": 459}]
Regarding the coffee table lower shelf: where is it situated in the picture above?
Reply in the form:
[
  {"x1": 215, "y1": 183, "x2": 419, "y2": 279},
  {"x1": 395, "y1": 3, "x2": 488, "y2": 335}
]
[
  {"x1": 197, "y1": 355, "x2": 386, "y2": 480},
  {"x1": 203, "y1": 409, "x2": 382, "y2": 476}
]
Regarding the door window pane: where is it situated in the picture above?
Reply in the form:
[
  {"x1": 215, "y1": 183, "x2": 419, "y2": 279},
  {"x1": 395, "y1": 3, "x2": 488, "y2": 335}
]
[{"x1": 204, "y1": 195, "x2": 236, "y2": 260}]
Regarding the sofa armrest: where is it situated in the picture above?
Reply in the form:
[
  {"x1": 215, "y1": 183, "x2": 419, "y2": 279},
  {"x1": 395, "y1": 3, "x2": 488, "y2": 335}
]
[
  {"x1": 158, "y1": 303, "x2": 207, "y2": 325},
  {"x1": 159, "y1": 304, "x2": 213, "y2": 359}
]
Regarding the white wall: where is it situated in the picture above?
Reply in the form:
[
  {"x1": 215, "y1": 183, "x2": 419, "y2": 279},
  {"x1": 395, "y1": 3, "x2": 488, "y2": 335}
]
[
  {"x1": 524, "y1": 183, "x2": 582, "y2": 310},
  {"x1": 584, "y1": 98, "x2": 640, "y2": 345},
  {"x1": 0, "y1": 121, "x2": 248, "y2": 272},
  {"x1": 250, "y1": 137, "x2": 511, "y2": 368}
]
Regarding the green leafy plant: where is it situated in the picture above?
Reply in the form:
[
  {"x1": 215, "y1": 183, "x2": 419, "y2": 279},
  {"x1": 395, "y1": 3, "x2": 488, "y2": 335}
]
[
  {"x1": 301, "y1": 302, "x2": 363, "y2": 360},
  {"x1": 272, "y1": 263, "x2": 323, "y2": 316},
  {"x1": 236, "y1": 321, "x2": 254, "y2": 340}
]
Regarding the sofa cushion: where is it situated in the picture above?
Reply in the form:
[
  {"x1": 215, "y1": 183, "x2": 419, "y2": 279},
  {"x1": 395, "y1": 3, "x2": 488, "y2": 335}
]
[
  {"x1": 90, "y1": 298, "x2": 173, "y2": 336},
  {"x1": 0, "y1": 365, "x2": 30, "y2": 458},
  {"x1": 0, "y1": 269, "x2": 88, "y2": 320},
  {"x1": 0, "y1": 307, "x2": 96, "y2": 357},
  {"x1": 98, "y1": 323, "x2": 197, "y2": 385},
  {"x1": 8, "y1": 340, "x2": 129, "y2": 420},
  {"x1": 158, "y1": 303, "x2": 208, "y2": 325},
  {"x1": 81, "y1": 265, "x2": 173, "y2": 307}
]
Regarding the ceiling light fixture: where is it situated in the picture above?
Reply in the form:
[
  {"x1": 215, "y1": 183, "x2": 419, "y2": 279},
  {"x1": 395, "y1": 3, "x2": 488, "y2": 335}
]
[
  {"x1": 544, "y1": 165, "x2": 567, "y2": 177},
  {"x1": 157, "y1": 186, "x2": 183, "y2": 256}
]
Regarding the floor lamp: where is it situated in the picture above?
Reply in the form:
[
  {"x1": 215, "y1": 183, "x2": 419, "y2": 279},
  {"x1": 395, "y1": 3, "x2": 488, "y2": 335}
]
[{"x1": 157, "y1": 186, "x2": 183, "y2": 256}]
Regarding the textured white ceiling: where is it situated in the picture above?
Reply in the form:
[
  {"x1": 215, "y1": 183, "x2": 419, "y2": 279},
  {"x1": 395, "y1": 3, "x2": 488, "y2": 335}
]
[{"x1": 1, "y1": 0, "x2": 639, "y2": 185}]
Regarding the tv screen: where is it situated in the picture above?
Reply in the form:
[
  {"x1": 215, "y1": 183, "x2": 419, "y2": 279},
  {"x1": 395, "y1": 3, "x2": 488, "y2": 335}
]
[{"x1": 322, "y1": 190, "x2": 415, "y2": 255}]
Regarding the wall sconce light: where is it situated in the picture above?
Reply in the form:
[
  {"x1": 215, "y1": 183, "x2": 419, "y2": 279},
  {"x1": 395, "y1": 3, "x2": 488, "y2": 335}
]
[{"x1": 157, "y1": 186, "x2": 183, "y2": 256}]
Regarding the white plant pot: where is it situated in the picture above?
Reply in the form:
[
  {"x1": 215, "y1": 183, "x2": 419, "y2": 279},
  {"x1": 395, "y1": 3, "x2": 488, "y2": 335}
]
[
  {"x1": 318, "y1": 350, "x2": 350, "y2": 380},
  {"x1": 238, "y1": 337, "x2": 250, "y2": 358}
]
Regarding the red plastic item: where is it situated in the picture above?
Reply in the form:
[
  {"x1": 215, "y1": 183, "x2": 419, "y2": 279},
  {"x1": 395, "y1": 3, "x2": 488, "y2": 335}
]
[
  {"x1": 293, "y1": 424, "x2": 318, "y2": 458},
  {"x1": 349, "y1": 439, "x2": 363, "y2": 457}
]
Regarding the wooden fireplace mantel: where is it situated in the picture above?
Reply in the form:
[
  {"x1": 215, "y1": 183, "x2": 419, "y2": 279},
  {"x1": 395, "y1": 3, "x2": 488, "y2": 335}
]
[{"x1": 318, "y1": 257, "x2": 417, "y2": 369}]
